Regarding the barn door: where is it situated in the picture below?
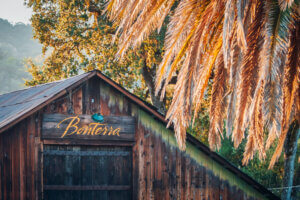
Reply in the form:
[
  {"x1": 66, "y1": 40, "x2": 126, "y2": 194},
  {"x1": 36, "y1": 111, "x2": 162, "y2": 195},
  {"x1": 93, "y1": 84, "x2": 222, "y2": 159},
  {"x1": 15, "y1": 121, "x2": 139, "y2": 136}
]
[{"x1": 42, "y1": 145, "x2": 132, "y2": 200}]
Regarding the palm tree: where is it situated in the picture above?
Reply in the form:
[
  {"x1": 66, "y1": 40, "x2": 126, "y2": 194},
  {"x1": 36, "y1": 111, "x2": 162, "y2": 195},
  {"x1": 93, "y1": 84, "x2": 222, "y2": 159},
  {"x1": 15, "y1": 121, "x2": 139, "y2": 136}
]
[{"x1": 105, "y1": 0, "x2": 299, "y2": 199}]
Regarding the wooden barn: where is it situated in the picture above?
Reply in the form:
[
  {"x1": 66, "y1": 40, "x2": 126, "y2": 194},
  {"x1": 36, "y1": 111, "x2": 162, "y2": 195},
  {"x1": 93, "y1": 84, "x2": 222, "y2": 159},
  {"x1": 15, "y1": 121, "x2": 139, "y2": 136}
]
[{"x1": 0, "y1": 70, "x2": 279, "y2": 200}]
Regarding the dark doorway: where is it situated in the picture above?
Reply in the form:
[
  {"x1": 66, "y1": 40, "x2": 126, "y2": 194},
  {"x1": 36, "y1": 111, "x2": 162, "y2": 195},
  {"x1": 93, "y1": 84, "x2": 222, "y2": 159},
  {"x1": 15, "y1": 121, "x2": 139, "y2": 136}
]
[{"x1": 42, "y1": 145, "x2": 132, "y2": 200}]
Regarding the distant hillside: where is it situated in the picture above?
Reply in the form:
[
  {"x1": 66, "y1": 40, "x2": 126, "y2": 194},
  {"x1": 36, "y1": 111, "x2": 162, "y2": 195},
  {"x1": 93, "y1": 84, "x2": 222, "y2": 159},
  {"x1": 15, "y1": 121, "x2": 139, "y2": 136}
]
[{"x1": 0, "y1": 18, "x2": 42, "y2": 94}]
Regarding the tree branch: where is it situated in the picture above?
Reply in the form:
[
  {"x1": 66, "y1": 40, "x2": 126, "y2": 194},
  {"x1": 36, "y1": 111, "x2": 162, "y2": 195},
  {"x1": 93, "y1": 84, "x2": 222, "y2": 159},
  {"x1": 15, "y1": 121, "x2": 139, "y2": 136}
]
[{"x1": 88, "y1": 4, "x2": 101, "y2": 15}]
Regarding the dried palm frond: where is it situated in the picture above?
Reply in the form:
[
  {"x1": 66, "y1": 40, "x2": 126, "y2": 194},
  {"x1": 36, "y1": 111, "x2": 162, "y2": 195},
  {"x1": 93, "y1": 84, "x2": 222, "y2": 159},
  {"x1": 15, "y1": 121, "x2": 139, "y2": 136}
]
[
  {"x1": 243, "y1": 80, "x2": 265, "y2": 165},
  {"x1": 224, "y1": 0, "x2": 251, "y2": 137},
  {"x1": 263, "y1": 1, "x2": 289, "y2": 141},
  {"x1": 106, "y1": 0, "x2": 174, "y2": 57},
  {"x1": 192, "y1": 35, "x2": 223, "y2": 123},
  {"x1": 236, "y1": 0, "x2": 247, "y2": 50},
  {"x1": 225, "y1": 37, "x2": 241, "y2": 137},
  {"x1": 209, "y1": 53, "x2": 227, "y2": 150},
  {"x1": 164, "y1": 0, "x2": 226, "y2": 149},
  {"x1": 263, "y1": 2, "x2": 298, "y2": 166},
  {"x1": 278, "y1": 0, "x2": 295, "y2": 10},
  {"x1": 223, "y1": 0, "x2": 235, "y2": 70},
  {"x1": 191, "y1": 0, "x2": 225, "y2": 122},
  {"x1": 105, "y1": 0, "x2": 300, "y2": 167},
  {"x1": 155, "y1": 0, "x2": 210, "y2": 97},
  {"x1": 233, "y1": 0, "x2": 265, "y2": 148},
  {"x1": 269, "y1": 16, "x2": 299, "y2": 168}
]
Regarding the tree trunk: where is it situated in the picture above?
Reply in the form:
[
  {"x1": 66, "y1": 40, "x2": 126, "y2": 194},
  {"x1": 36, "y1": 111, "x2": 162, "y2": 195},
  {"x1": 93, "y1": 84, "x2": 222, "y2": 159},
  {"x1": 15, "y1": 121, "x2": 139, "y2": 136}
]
[
  {"x1": 141, "y1": 65, "x2": 166, "y2": 114},
  {"x1": 282, "y1": 121, "x2": 299, "y2": 200},
  {"x1": 291, "y1": 164, "x2": 300, "y2": 200}
]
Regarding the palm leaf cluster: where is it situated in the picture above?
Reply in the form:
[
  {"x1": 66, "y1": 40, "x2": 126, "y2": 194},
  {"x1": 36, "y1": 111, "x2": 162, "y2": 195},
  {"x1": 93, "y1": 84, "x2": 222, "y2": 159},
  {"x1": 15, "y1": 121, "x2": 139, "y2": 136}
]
[{"x1": 105, "y1": 0, "x2": 299, "y2": 168}]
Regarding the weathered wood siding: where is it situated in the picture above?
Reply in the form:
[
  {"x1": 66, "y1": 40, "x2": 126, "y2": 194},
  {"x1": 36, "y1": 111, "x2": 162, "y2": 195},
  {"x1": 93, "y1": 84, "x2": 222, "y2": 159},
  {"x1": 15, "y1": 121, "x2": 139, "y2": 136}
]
[
  {"x1": 0, "y1": 113, "x2": 43, "y2": 199},
  {"x1": 0, "y1": 76, "x2": 268, "y2": 200},
  {"x1": 43, "y1": 145, "x2": 132, "y2": 200}
]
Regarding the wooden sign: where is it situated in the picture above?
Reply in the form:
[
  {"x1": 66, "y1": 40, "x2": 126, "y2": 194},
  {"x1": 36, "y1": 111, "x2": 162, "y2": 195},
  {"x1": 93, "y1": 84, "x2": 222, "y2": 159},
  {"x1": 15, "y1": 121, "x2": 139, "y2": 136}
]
[{"x1": 42, "y1": 114, "x2": 135, "y2": 141}]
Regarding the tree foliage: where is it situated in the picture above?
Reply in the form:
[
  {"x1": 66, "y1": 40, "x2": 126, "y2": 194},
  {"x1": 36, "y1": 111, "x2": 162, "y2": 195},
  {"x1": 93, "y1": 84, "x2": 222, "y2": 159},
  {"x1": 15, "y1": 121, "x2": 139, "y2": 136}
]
[{"x1": 25, "y1": 0, "x2": 172, "y2": 112}]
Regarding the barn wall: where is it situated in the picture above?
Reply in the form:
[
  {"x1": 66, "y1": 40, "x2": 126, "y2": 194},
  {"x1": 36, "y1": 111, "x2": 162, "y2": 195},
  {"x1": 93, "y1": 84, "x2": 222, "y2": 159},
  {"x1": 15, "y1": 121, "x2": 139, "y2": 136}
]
[
  {"x1": 0, "y1": 113, "x2": 43, "y2": 200},
  {"x1": 132, "y1": 108, "x2": 267, "y2": 200},
  {"x1": 98, "y1": 79, "x2": 268, "y2": 200},
  {"x1": 0, "y1": 76, "x2": 268, "y2": 200}
]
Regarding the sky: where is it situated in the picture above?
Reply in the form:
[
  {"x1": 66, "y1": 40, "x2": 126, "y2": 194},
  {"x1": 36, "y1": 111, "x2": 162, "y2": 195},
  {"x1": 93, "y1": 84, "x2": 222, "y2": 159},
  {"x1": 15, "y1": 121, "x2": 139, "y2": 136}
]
[{"x1": 0, "y1": 0, "x2": 32, "y2": 24}]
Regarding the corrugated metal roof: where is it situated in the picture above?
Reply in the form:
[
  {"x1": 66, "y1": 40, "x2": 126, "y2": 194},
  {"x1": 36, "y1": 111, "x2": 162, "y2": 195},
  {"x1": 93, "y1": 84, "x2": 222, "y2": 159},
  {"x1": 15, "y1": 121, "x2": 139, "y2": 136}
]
[{"x1": 0, "y1": 71, "x2": 93, "y2": 132}]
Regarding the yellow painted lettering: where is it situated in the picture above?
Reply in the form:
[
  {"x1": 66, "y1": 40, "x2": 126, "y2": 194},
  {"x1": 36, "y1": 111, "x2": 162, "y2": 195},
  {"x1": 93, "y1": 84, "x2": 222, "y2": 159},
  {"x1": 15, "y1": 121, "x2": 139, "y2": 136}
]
[
  {"x1": 95, "y1": 127, "x2": 103, "y2": 135},
  {"x1": 108, "y1": 126, "x2": 114, "y2": 135},
  {"x1": 77, "y1": 127, "x2": 87, "y2": 135},
  {"x1": 57, "y1": 116, "x2": 122, "y2": 138},
  {"x1": 113, "y1": 128, "x2": 121, "y2": 136},
  {"x1": 88, "y1": 123, "x2": 99, "y2": 135},
  {"x1": 102, "y1": 126, "x2": 108, "y2": 135},
  {"x1": 57, "y1": 116, "x2": 80, "y2": 138},
  {"x1": 81, "y1": 125, "x2": 89, "y2": 135}
]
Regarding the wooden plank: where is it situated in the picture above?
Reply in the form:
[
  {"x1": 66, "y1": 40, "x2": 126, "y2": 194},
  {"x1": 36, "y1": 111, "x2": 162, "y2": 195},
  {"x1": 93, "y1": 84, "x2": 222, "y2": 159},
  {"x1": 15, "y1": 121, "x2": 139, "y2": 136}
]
[
  {"x1": 149, "y1": 133, "x2": 155, "y2": 199},
  {"x1": 205, "y1": 170, "x2": 212, "y2": 200},
  {"x1": 167, "y1": 145, "x2": 174, "y2": 199},
  {"x1": 32, "y1": 114, "x2": 39, "y2": 199},
  {"x1": 12, "y1": 125, "x2": 20, "y2": 200},
  {"x1": 42, "y1": 114, "x2": 135, "y2": 141},
  {"x1": 99, "y1": 81, "x2": 111, "y2": 116},
  {"x1": 72, "y1": 87, "x2": 82, "y2": 115},
  {"x1": 42, "y1": 129, "x2": 134, "y2": 141},
  {"x1": 190, "y1": 162, "x2": 195, "y2": 200},
  {"x1": 43, "y1": 149, "x2": 131, "y2": 156},
  {"x1": 42, "y1": 139, "x2": 134, "y2": 146},
  {"x1": 44, "y1": 185, "x2": 131, "y2": 191},
  {"x1": 82, "y1": 76, "x2": 101, "y2": 116},
  {"x1": 162, "y1": 139, "x2": 169, "y2": 200},
  {"x1": 107, "y1": 86, "x2": 125, "y2": 115},
  {"x1": 144, "y1": 129, "x2": 151, "y2": 200},
  {"x1": 154, "y1": 134, "x2": 162, "y2": 199},
  {"x1": 175, "y1": 149, "x2": 182, "y2": 200},
  {"x1": 58, "y1": 98, "x2": 68, "y2": 114},
  {"x1": 0, "y1": 134, "x2": 2, "y2": 200},
  {"x1": 19, "y1": 121, "x2": 26, "y2": 200},
  {"x1": 2, "y1": 131, "x2": 8, "y2": 200},
  {"x1": 193, "y1": 167, "x2": 200, "y2": 200},
  {"x1": 212, "y1": 172, "x2": 220, "y2": 200},
  {"x1": 185, "y1": 157, "x2": 191, "y2": 200},
  {"x1": 43, "y1": 113, "x2": 135, "y2": 124},
  {"x1": 26, "y1": 116, "x2": 32, "y2": 200},
  {"x1": 81, "y1": 147, "x2": 93, "y2": 200},
  {"x1": 219, "y1": 180, "x2": 225, "y2": 200},
  {"x1": 180, "y1": 154, "x2": 186, "y2": 200},
  {"x1": 82, "y1": 80, "x2": 89, "y2": 115},
  {"x1": 132, "y1": 122, "x2": 139, "y2": 200},
  {"x1": 199, "y1": 166, "x2": 205, "y2": 200},
  {"x1": 34, "y1": 136, "x2": 41, "y2": 200},
  {"x1": 138, "y1": 124, "x2": 146, "y2": 200},
  {"x1": 89, "y1": 77, "x2": 101, "y2": 114},
  {"x1": 92, "y1": 149, "x2": 106, "y2": 199},
  {"x1": 5, "y1": 131, "x2": 12, "y2": 200}
]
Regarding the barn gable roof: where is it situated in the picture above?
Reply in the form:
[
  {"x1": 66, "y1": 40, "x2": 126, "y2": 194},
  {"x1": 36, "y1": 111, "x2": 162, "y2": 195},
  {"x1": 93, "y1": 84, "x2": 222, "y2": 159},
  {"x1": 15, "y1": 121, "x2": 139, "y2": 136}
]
[{"x1": 0, "y1": 70, "x2": 279, "y2": 199}]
